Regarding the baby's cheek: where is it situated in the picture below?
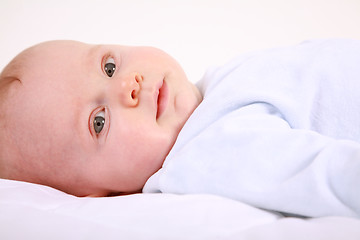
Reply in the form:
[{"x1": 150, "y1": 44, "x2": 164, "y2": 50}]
[{"x1": 175, "y1": 93, "x2": 198, "y2": 123}]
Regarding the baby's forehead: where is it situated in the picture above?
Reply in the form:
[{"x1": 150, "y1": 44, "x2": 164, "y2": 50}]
[
  {"x1": 9, "y1": 40, "x2": 88, "y2": 69},
  {"x1": 32, "y1": 40, "x2": 88, "y2": 55}
]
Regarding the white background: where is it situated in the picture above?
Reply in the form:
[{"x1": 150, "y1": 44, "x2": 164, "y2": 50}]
[{"x1": 1, "y1": 0, "x2": 360, "y2": 82}]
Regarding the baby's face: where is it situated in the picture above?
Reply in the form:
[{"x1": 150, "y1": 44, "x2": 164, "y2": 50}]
[{"x1": 5, "y1": 41, "x2": 201, "y2": 196}]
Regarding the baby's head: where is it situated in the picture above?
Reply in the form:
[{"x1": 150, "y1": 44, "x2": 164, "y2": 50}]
[{"x1": 0, "y1": 40, "x2": 201, "y2": 196}]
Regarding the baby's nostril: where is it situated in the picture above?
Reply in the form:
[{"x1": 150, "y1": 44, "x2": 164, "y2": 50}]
[
  {"x1": 131, "y1": 90, "x2": 136, "y2": 99},
  {"x1": 135, "y1": 74, "x2": 143, "y2": 83}
]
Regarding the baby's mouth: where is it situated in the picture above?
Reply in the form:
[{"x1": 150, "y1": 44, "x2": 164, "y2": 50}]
[{"x1": 156, "y1": 79, "x2": 169, "y2": 119}]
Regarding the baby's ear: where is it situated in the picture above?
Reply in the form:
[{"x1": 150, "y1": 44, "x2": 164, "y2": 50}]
[
  {"x1": 0, "y1": 76, "x2": 21, "y2": 90},
  {"x1": 0, "y1": 76, "x2": 21, "y2": 104}
]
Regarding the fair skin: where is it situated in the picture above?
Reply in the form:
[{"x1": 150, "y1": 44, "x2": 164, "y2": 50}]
[{"x1": 0, "y1": 40, "x2": 202, "y2": 197}]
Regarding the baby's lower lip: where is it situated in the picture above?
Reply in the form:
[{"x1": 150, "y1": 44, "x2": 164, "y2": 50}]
[{"x1": 156, "y1": 79, "x2": 169, "y2": 119}]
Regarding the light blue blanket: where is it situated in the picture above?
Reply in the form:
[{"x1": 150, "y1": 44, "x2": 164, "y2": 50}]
[{"x1": 144, "y1": 39, "x2": 360, "y2": 218}]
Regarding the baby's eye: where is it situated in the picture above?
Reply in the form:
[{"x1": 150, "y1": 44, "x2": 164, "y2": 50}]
[
  {"x1": 93, "y1": 110, "x2": 105, "y2": 134},
  {"x1": 104, "y1": 57, "x2": 116, "y2": 77}
]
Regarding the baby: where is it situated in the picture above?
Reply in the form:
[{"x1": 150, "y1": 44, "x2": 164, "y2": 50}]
[
  {"x1": 0, "y1": 40, "x2": 202, "y2": 197},
  {"x1": 1, "y1": 39, "x2": 360, "y2": 218}
]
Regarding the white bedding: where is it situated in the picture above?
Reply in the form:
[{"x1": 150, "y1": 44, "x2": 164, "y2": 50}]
[{"x1": 1, "y1": 178, "x2": 360, "y2": 240}]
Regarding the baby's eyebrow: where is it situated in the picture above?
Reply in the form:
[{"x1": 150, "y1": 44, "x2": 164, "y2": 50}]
[{"x1": 87, "y1": 44, "x2": 102, "y2": 62}]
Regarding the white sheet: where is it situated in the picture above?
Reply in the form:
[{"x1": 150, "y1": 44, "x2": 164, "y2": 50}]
[{"x1": 1, "y1": 178, "x2": 360, "y2": 240}]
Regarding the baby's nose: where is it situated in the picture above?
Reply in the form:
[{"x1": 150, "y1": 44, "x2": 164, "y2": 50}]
[{"x1": 119, "y1": 73, "x2": 143, "y2": 107}]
